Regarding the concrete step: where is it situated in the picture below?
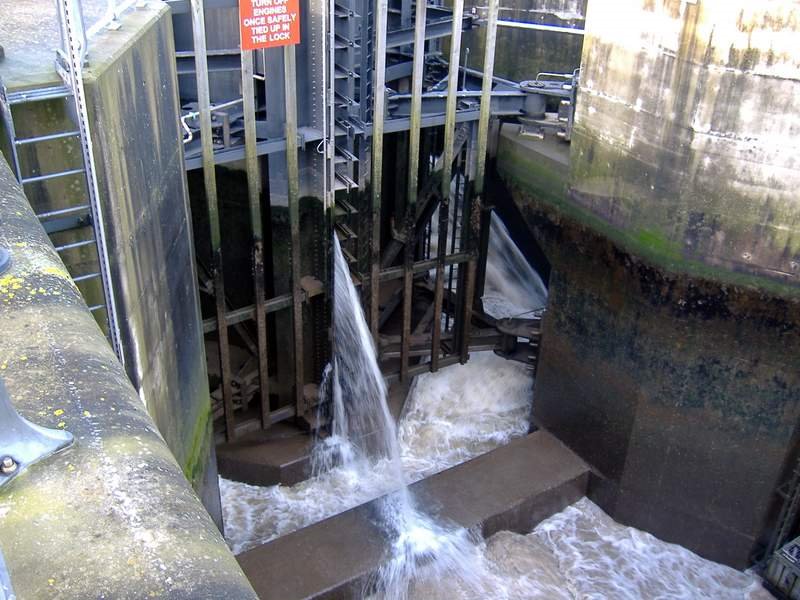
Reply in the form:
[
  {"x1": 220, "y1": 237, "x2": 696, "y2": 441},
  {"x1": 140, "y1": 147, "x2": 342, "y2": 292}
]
[
  {"x1": 237, "y1": 430, "x2": 590, "y2": 599},
  {"x1": 217, "y1": 381, "x2": 412, "y2": 487},
  {"x1": 217, "y1": 423, "x2": 313, "y2": 486}
]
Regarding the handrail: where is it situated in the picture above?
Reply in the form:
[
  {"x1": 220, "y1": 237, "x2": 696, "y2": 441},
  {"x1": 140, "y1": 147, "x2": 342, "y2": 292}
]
[{"x1": 85, "y1": 0, "x2": 140, "y2": 39}]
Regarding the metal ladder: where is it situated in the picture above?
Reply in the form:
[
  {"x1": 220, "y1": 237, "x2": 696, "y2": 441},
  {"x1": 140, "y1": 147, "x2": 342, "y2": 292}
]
[
  {"x1": 0, "y1": 0, "x2": 123, "y2": 362},
  {"x1": 0, "y1": 84, "x2": 115, "y2": 327}
]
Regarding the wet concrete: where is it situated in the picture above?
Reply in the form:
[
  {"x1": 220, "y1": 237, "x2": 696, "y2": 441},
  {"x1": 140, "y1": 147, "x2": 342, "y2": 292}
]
[
  {"x1": 218, "y1": 423, "x2": 314, "y2": 486},
  {"x1": 218, "y1": 381, "x2": 412, "y2": 487},
  {"x1": 0, "y1": 0, "x2": 108, "y2": 90},
  {"x1": 237, "y1": 431, "x2": 589, "y2": 599},
  {"x1": 0, "y1": 153, "x2": 256, "y2": 598},
  {"x1": 495, "y1": 127, "x2": 800, "y2": 567}
]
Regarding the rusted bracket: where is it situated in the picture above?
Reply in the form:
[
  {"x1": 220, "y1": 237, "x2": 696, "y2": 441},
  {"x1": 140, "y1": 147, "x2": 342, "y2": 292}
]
[{"x1": 0, "y1": 379, "x2": 73, "y2": 489}]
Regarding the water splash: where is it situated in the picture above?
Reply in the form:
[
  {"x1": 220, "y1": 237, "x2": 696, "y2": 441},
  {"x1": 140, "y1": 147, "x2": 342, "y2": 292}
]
[
  {"x1": 314, "y1": 238, "x2": 403, "y2": 476},
  {"x1": 326, "y1": 236, "x2": 486, "y2": 599},
  {"x1": 219, "y1": 350, "x2": 535, "y2": 555},
  {"x1": 405, "y1": 498, "x2": 770, "y2": 600},
  {"x1": 399, "y1": 351, "x2": 532, "y2": 480},
  {"x1": 220, "y1": 213, "x2": 545, "y2": 555},
  {"x1": 482, "y1": 211, "x2": 547, "y2": 319}
]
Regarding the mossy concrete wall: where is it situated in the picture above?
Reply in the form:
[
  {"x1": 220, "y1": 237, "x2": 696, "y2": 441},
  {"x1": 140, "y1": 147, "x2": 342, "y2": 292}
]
[
  {"x1": 496, "y1": 121, "x2": 800, "y2": 567},
  {"x1": 570, "y1": 0, "x2": 800, "y2": 297},
  {"x1": 0, "y1": 154, "x2": 256, "y2": 598},
  {"x1": 80, "y1": 6, "x2": 221, "y2": 523}
]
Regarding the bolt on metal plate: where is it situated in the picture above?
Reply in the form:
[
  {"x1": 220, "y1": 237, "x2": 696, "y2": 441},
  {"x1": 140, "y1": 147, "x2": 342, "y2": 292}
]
[
  {"x1": 0, "y1": 248, "x2": 10, "y2": 275},
  {"x1": 0, "y1": 379, "x2": 73, "y2": 489}
]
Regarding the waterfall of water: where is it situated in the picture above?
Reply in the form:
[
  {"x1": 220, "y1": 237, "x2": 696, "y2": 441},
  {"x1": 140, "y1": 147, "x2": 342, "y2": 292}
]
[
  {"x1": 326, "y1": 236, "x2": 487, "y2": 599},
  {"x1": 482, "y1": 211, "x2": 548, "y2": 319},
  {"x1": 312, "y1": 237, "x2": 404, "y2": 482}
]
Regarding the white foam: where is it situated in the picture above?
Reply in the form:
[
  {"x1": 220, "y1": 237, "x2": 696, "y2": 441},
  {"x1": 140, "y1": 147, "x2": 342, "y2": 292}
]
[
  {"x1": 220, "y1": 350, "x2": 535, "y2": 555},
  {"x1": 399, "y1": 351, "x2": 532, "y2": 480},
  {"x1": 406, "y1": 498, "x2": 771, "y2": 600}
]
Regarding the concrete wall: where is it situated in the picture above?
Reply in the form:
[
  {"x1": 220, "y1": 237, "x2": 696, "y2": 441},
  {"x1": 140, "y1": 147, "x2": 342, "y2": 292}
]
[
  {"x1": 82, "y1": 5, "x2": 221, "y2": 523},
  {"x1": 494, "y1": 10, "x2": 800, "y2": 562},
  {"x1": 0, "y1": 154, "x2": 256, "y2": 598},
  {"x1": 463, "y1": 0, "x2": 586, "y2": 82},
  {"x1": 570, "y1": 0, "x2": 800, "y2": 296}
]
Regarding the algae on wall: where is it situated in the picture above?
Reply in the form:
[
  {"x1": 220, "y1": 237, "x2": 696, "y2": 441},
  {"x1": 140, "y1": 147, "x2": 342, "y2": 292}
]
[
  {"x1": 80, "y1": 5, "x2": 222, "y2": 522},
  {"x1": 568, "y1": 0, "x2": 800, "y2": 297}
]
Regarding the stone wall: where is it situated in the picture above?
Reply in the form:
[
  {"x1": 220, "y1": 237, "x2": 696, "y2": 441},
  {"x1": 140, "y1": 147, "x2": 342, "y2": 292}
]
[
  {"x1": 571, "y1": 0, "x2": 800, "y2": 296},
  {"x1": 497, "y1": 119, "x2": 800, "y2": 567}
]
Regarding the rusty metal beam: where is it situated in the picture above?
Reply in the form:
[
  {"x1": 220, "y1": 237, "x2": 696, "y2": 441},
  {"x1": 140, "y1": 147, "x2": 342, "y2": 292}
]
[
  {"x1": 284, "y1": 45, "x2": 305, "y2": 421},
  {"x1": 241, "y1": 49, "x2": 271, "y2": 429},
  {"x1": 191, "y1": 0, "x2": 235, "y2": 441},
  {"x1": 401, "y1": 0, "x2": 427, "y2": 381},
  {"x1": 431, "y1": 0, "x2": 463, "y2": 372},
  {"x1": 370, "y1": 0, "x2": 388, "y2": 342},
  {"x1": 200, "y1": 254, "x2": 471, "y2": 334},
  {"x1": 459, "y1": 0, "x2": 498, "y2": 363}
]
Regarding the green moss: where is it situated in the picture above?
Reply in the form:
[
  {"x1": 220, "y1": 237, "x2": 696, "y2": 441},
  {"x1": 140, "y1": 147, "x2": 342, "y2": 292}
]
[
  {"x1": 180, "y1": 402, "x2": 213, "y2": 487},
  {"x1": 634, "y1": 229, "x2": 682, "y2": 261},
  {"x1": 496, "y1": 139, "x2": 568, "y2": 207},
  {"x1": 498, "y1": 135, "x2": 800, "y2": 300}
]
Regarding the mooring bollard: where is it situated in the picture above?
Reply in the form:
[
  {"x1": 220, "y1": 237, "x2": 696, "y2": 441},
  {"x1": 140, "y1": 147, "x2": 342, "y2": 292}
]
[{"x1": 0, "y1": 378, "x2": 74, "y2": 490}]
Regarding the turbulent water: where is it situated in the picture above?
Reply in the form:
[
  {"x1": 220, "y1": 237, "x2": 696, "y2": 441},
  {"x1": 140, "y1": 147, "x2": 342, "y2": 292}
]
[
  {"x1": 399, "y1": 352, "x2": 532, "y2": 479},
  {"x1": 220, "y1": 220, "x2": 769, "y2": 599},
  {"x1": 220, "y1": 349, "x2": 533, "y2": 555},
  {"x1": 222, "y1": 217, "x2": 541, "y2": 555},
  {"x1": 482, "y1": 211, "x2": 548, "y2": 319},
  {"x1": 408, "y1": 498, "x2": 770, "y2": 600}
]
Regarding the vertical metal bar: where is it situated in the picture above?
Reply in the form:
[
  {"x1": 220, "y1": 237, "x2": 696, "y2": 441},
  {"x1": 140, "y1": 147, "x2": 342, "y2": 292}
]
[
  {"x1": 241, "y1": 49, "x2": 271, "y2": 429},
  {"x1": 284, "y1": 45, "x2": 305, "y2": 419},
  {"x1": 369, "y1": 0, "x2": 388, "y2": 341},
  {"x1": 0, "y1": 86, "x2": 24, "y2": 182},
  {"x1": 57, "y1": 0, "x2": 124, "y2": 362},
  {"x1": 400, "y1": 0, "x2": 412, "y2": 28},
  {"x1": 191, "y1": 0, "x2": 235, "y2": 440},
  {"x1": 444, "y1": 148, "x2": 463, "y2": 333},
  {"x1": 459, "y1": 0, "x2": 497, "y2": 362},
  {"x1": 400, "y1": 0, "x2": 427, "y2": 381},
  {"x1": 430, "y1": 0, "x2": 463, "y2": 372}
]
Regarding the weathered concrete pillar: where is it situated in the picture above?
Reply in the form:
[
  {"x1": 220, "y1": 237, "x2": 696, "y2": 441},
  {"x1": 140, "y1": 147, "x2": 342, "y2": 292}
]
[
  {"x1": 82, "y1": 5, "x2": 222, "y2": 526},
  {"x1": 496, "y1": 0, "x2": 800, "y2": 568}
]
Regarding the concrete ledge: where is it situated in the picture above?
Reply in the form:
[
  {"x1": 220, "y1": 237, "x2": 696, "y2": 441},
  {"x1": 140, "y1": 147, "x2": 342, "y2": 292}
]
[
  {"x1": 0, "y1": 156, "x2": 256, "y2": 598},
  {"x1": 218, "y1": 383, "x2": 412, "y2": 487},
  {"x1": 237, "y1": 430, "x2": 589, "y2": 599},
  {"x1": 218, "y1": 424, "x2": 313, "y2": 486}
]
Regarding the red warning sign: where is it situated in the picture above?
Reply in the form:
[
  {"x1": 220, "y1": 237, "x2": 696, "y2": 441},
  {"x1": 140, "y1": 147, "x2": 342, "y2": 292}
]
[{"x1": 239, "y1": 0, "x2": 300, "y2": 50}]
